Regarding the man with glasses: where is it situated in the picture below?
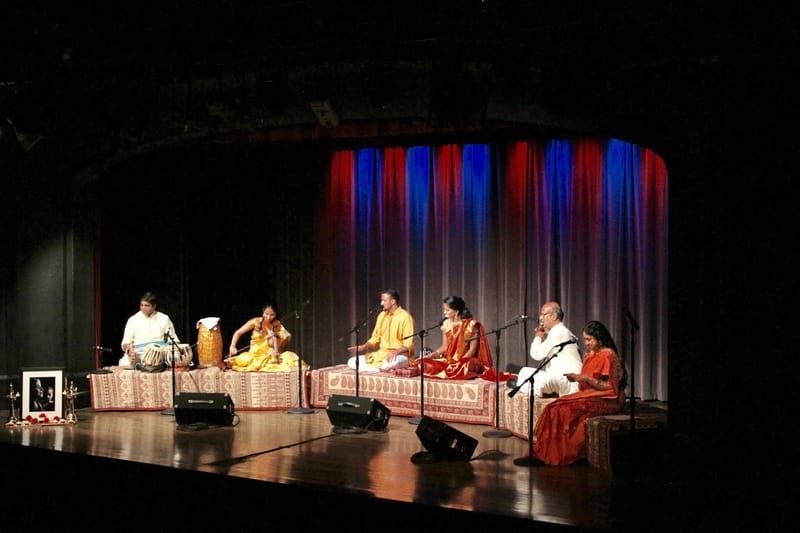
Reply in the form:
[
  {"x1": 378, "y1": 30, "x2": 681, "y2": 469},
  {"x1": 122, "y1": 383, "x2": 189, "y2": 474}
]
[{"x1": 513, "y1": 301, "x2": 583, "y2": 397}]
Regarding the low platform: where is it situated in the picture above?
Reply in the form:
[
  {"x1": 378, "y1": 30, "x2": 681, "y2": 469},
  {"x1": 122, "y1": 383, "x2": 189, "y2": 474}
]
[
  {"x1": 503, "y1": 392, "x2": 557, "y2": 439},
  {"x1": 309, "y1": 364, "x2": 500, "y2": 425},
  {"x1": 87, "y1": 366, "x2": 307, "y2": 411},
  {"x1": 586, "y1": 409, "x2": 669, "y2": 473}
]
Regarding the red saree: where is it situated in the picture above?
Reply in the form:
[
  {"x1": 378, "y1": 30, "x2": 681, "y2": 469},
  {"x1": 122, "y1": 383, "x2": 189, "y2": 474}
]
[
  {"x1": 533, "y1": 347, "x2": 626, "y2": 465},
  {"x1": 416, "y1": 318, "x2": 493, "y2": 380}
]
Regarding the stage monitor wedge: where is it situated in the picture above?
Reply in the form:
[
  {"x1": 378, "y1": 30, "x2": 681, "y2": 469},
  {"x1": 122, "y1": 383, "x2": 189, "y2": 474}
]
[
  {"x1": 414, "y1": 415, "x2": 477, "y2": 462},
  {"x1": 326, "y1": 394, "x2": 390, "y2": 432},
  {"x1": 175, "y1": 392, "x2": 235, "y2": 426}
]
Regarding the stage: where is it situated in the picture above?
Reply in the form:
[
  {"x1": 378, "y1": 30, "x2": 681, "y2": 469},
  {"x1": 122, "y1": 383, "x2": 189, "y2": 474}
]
[{"x1": 1, "y1": 405, "x2": 689, "y2": 532}]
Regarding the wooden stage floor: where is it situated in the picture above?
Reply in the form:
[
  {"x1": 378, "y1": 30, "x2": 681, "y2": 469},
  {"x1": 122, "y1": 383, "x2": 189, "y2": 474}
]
[{"x1": 1, "y1": 405, "x2": 686, "y2": 532}]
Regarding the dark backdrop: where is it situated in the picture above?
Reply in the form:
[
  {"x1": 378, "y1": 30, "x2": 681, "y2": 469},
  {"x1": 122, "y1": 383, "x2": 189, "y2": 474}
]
[{"x1": 95, "y1": 142, "x2": 325, "y2": 365}]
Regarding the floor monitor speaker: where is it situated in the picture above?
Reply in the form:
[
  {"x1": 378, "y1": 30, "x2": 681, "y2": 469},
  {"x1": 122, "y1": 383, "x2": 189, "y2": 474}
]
[
  {"x1": 326, "y1": 394, "x2": 390, "y2": 432},
  {"x1": 174, "y1": 392, "x2": 235, "y2": 426},
  {"x1": 414, "y1": 415, "x2": 477, "y2": 463}
]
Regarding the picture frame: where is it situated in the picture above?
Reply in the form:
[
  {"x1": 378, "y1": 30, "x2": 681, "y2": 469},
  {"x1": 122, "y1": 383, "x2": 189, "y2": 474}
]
[{"x1": 22, "y1": 368, "x2": 63, "y2": 421}]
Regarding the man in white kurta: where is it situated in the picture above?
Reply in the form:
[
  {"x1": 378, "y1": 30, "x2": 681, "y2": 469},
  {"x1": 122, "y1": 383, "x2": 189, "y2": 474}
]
[
  {"x1": 120, "y1": 292, "x2": 180, "y2": 364},
  {"x1": 516, "y1": 301, "x2": 583, "y2": 397}
]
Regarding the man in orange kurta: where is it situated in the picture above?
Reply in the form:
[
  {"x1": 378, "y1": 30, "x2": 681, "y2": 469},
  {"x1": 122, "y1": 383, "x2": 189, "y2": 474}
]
[{"x1": 347, "y1": 289, "x2": 415, "y2": 371}]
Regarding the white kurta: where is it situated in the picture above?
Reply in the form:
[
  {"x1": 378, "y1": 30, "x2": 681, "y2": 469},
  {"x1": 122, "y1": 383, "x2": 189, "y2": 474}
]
[
  {"x1": 517, "y1": 321, "x2": 583, "y2": 396},
  {"x1": 121, "y1": 311, "x2": 179, "y2": 351}
]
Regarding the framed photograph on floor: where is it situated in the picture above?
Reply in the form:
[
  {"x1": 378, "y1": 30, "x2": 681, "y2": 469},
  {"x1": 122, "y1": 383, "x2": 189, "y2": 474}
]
[{"x1": 22, "y1": 368, "x2": 63, "y2": 421}]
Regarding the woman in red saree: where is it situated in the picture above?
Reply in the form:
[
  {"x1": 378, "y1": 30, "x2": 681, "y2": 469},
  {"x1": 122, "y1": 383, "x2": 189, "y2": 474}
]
[
  {"x1": 531, "y1": 320, "x2": 627, "y2": 465},
  {"x1": 416, "y1": 295, "x2": 493, "y2": 380}
]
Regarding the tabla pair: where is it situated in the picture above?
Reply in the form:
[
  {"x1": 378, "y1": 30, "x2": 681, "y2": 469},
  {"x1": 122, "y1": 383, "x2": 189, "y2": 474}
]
[{"x1": 135, "y1": 343, "x2": 193, "y2": 372}]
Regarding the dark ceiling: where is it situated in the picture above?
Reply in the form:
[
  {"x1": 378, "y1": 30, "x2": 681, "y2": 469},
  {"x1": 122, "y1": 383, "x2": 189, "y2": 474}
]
[{"x1": 1, "y1": 2, "x2": 796, "y2": 181}]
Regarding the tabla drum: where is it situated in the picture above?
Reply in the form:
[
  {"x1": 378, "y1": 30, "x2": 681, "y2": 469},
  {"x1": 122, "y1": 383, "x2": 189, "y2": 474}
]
[
  {"x1": 165, "y1": 343, "x2": 193, "y2": 369},
  {"x1": 138, "y1": 343, "x2": 168, "y2": 372},
  {"x1": 196, "y1": 317, "x2": 223, "y2": 368}
]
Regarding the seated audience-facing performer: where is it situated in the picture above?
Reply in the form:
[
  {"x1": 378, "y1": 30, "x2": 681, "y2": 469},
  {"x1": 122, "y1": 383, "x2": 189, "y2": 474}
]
[
  {"x1": 347, "y1": 288, "x2": 415, "y2": 372},
  {"x1": 529, "y1": 320, "x2": 627, "y2": 466},
  {"x1": 514, "y1": 301, "x2": 583, "y2": 397},
  {"x1": 227, "y1": 302, "x2": 307, "y2": 372},
  {"x1": 121, "y1": 291, "x2": 180, "y2": 370},
  {"x1": 416, "y1": 295, "x2": 493, "y2": 379}
]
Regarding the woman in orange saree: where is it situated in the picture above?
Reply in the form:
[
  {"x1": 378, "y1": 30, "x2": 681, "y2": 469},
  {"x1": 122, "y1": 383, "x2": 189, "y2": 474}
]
[
  {"x1": 531, "y1": 320, "x2": 627, "y2": 465},
  {"x1": 416, "y1": 295, "x2": 493, "y2": 380}
]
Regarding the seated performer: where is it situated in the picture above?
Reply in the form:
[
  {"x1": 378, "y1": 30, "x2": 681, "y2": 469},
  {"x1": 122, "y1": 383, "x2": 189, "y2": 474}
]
[
  {"x1": 347, "y1": 288, "x2": 414, "y2": 372},
  {"x1": 415, "y1": 295, "x2": 492, "y2": 379},
  {"x1": 528, "y1": 320, "x2": 627, "y2": 466},
  {"x1": 120, "y1": 291, "x2": 180, "y2": 370},
  {"x1": 226, "y1": 302, "x2": 307, "y2": 372},
  {"x1": 514, "y1": 300, "x2": 583, "y2": 397}
]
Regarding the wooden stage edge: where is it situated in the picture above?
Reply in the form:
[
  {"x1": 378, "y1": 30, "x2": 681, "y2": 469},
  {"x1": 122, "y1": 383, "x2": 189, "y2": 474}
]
[{"x1": 2, "y1": 406, "x2": 709, "y2": 533}]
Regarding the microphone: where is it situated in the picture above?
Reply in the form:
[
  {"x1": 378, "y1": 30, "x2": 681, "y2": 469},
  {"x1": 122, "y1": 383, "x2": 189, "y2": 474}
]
[
  {"x1": 552, "y1": 339, "x2": 577, "y2": 350},
  {"x1": 164, "y1": 330, "x2": 171, "y2": 342},
  {"x1": 300, "y1": 299, "x2": 311, "y2": 316},
  {"x1": 369, "y1": 304, "x2": 383, "y2": 314},
  {"x1": 293, "y1": 299, "x2": 311, "y2": 318},
  {"x1": 92, "y1": 346, "x2": 113, "y2": 353},
  {"x1": 517, "y1": 314, "x2": 529, "y2": 321},
  {"x1": 422, "y1": 315, "x2": 448, "y2": 334},
  {"x1": 624, "y1": 309, "x2": 641, "y2": 331}
]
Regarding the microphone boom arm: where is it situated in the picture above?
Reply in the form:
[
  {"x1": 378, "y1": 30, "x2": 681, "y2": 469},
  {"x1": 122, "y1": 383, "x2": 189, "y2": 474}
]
[
  {"x1": 464, "y1": 315, "x2": 527, "y2": 343},
  {"x1": 507, "y1": 342, "x2": 570, "y2": 398},
  {"x1": 404, "y1": 318, "x2": 445, "y2": 340},
  {"x1": 337, "y1": 305, "x2": 382, "y2": 342}
]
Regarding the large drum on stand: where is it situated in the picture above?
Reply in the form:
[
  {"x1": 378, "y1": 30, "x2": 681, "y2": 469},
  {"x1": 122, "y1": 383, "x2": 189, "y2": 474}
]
[{"x1": 196, "y1": 317, "x2": 224, "y2": 368}]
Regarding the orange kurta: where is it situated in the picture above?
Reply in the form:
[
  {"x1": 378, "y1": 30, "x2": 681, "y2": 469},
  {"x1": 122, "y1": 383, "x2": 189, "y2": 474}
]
[
  {"x1": 533, "y1": 347, "x2": 626, "y2": 465},
  {"x1": 417, "y1": 317, "x2": 493, "y2": 380},
  {"x1": 364, "y1": 307, "x2": 415, "y2": 368}
]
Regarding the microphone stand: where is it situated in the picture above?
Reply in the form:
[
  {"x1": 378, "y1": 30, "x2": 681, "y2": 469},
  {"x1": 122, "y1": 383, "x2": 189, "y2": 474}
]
[
  {"x1": 624, "y1": 310, "x2": 641, "y2": 475},
  {"x1": 161, "y1": 330, "x2": 179, "y2": 416},
  {"x1": 90, "y1": 346, "x2": 113, "y2": 373},
  {"x1": 508, "y1": 347, "x2": 562, "y2": 466},
  {"x1": 287, "y1": 300, "x2": 314, "y2": 415},
  {"x1": 467, "y1": 316, "x2": 528, "y2": 439},
  {"x1": 404, "y1": 319, "x2": 444, "y2": 425},
  {"x1": 338, "y1": 306, "x2": 380, "y2": 398}
]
